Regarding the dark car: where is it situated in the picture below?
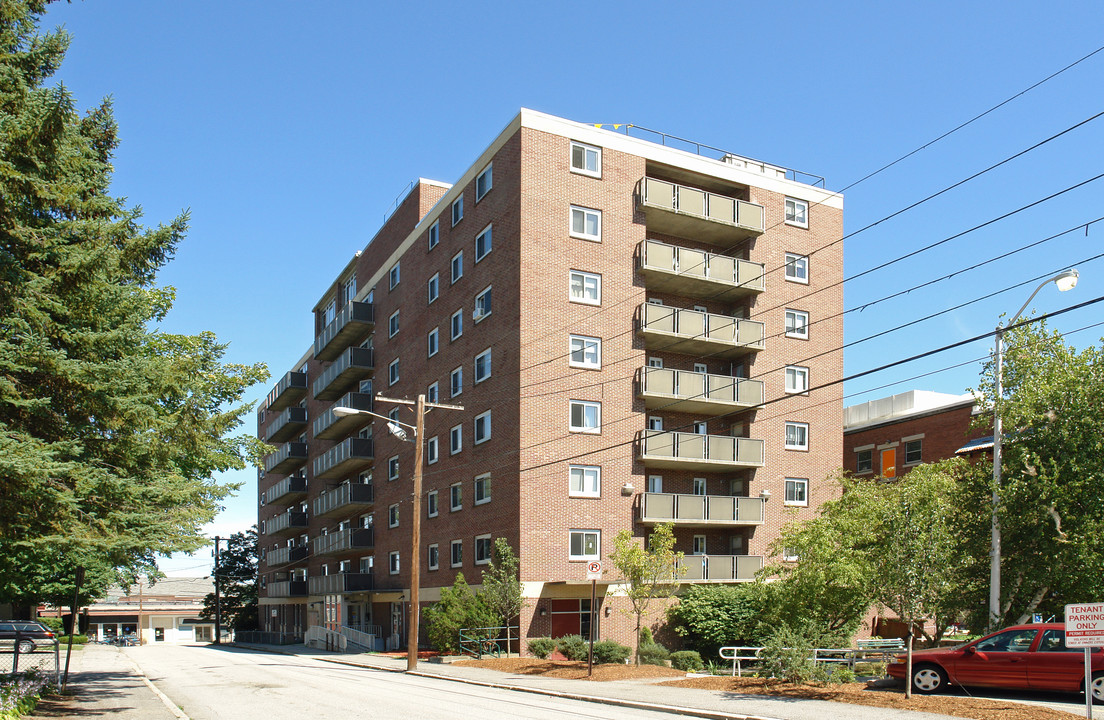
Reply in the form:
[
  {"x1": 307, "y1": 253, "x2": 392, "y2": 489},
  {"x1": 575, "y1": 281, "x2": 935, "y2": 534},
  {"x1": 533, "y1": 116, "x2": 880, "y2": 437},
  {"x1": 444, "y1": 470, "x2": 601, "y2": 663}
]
[
  {"x1": 887, "y1": 623, "x2": 1104, "y2": 704},
  {"x1": 0, "y1": 620, "x2": 56, "y2": 654}
]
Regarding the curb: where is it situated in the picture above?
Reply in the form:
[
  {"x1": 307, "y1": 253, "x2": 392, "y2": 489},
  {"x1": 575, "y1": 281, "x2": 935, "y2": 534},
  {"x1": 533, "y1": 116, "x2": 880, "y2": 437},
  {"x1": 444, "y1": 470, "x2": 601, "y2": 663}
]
[{"x1": 123, "y1": 654, "x2": 190, "y2": 720}]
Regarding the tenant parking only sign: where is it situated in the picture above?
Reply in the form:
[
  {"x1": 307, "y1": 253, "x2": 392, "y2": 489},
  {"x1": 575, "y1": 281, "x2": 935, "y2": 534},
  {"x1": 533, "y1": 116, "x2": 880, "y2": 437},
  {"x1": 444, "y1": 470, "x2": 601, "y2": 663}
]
[{"x1": 1065, "y1": 602, "x2": 1104, "y2": 647}]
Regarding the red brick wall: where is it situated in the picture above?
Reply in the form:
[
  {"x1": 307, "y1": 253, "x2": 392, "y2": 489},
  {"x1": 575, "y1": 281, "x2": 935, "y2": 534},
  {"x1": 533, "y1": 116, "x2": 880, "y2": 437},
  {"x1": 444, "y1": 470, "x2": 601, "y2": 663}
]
[{"x1": 843, "y1": 403, "x2": 988, "y2": 478}]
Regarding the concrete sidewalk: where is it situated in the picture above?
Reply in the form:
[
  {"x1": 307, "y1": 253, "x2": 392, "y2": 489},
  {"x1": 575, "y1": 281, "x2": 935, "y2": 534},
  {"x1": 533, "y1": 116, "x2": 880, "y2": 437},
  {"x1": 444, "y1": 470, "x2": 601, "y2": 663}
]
[{"x1": 231, "y1": 642, "x2": 958, "y2": 720}]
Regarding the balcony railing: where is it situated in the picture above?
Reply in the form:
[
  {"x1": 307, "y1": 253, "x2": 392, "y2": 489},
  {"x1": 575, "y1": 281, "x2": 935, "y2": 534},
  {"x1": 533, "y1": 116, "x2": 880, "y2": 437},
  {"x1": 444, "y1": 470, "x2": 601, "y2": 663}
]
[
  {"x1": 637, "y1": 366, "x2": 763, "y2": 415},
  {"x1": 315, "y1": 301, "x2": 375, "y2": 362},
  {"x1": 312, "y1": 527, "x2": 375, "y2": 556},
  {"x1": 313, "y1": 347, "x2": 374, "y2": 401},
  {"x1": 264, "y1": 442, "x2": 308, "y2": 475},
  {"x1": 639, "y1": 239, "x2": 764, "y2": 299},
  {"x1": 677, "y1": 554, "x2": 763, "y2": 582},
  {"x1": 639, "y1": 492, "x2": 765, "y2": 527},
  {"x1": 639, "y1": 430, "x2": 764, "y2": 471},
  {"x1": 314, "y1": 392, "x2": 374, "y2": 441},
  {"x1": 266, "y1": 511, "x2": 308, "y2": 536},
  {"x1": 637, "y1": 303, "x2": 764, "y2": 358},
  {"x1": 267, "y1": 580, "x2": 307, "y2": 598},
  {"x1": 638, "y1": 177, "x2": 764, "y2": 244},
  {"x1": 265, "y1": 371, "x2": 308, "y2": 414},
  {"x1": 314, "y1": 437, "x2": 374, "y2": 480},
  {"x1": 265, "y1": 406, "x2": 308, "y2": 443},
  {"x1": 314, "y1": 482, "x2": 374, "y2": 517},
  {"x1": 308, "y1": 572, "x2": 374, "y2": 595},
  {"x1": 264, "y1": 476, "x2": 308, "y2": 505},
  {"x1": 267, "y1": 545, "x2": 308, "y2": 567}
]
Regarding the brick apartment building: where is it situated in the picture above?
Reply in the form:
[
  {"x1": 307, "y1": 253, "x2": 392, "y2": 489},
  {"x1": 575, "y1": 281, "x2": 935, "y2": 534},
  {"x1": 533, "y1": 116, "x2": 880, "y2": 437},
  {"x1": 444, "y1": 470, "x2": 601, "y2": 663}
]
[
  {"x1": 843, "y1": 390, "x2": 991, "y2": 479},
  {"x1": 256, "y1": 109, "x2": 844, "y2": 650}
]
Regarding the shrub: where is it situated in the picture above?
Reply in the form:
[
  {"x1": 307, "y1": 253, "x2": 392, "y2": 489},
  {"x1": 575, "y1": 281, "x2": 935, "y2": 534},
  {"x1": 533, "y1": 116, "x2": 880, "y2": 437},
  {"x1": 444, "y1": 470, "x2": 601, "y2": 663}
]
[
  {"x1": 422, "y1": 573, "x2": 497, "y2": 654},
  {"x1": 667, "y1": 584, "x2": 769, "y2": 656},
  {"x1": 527, "y1": 637, "x2": 556, "y2": 659},
  {"x1": 555, "y1": 634, "x2": 588, "y2": 661},
  {"x1": 37, "y1": 618, "x2": 65, "y2": 634},
  {"x1": 637, "y1": 641, "x2": 669, "y2": 666},
  {"x1": 591, "y1": 640, "x2": 632, "y2": 665},
  {"x1": 758, "y1": 624, "x2": 817, "y2": 684},
  {"x1": 670, "y1": 650, "x2": 704, "y2": 672},
  {"x1": 55, "y1": 635, "x2": 88, "y2": 644},
  {"x1": 823, "y1": 665, "x2": 856, "y2": 684}
]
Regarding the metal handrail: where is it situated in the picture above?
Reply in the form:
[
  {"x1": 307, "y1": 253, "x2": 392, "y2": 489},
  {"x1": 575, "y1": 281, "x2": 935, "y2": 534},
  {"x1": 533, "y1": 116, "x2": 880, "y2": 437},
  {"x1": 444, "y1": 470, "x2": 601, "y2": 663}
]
[{"x1": 458, "y1": 625, "x2": 519, "y2": 659}]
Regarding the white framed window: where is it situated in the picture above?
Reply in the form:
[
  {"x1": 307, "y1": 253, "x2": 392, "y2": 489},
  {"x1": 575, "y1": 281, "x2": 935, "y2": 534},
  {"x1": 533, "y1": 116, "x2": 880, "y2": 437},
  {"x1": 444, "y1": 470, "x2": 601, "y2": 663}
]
[
  {"x1": 692, "y1": 535, "x2": 706, "y2": 555},
  {"x1": 428, "y1": 220, "x2": 439, "y2": 250},
  {"x1": 693, "y1": 421, "x2": 708, "y2": 435},
  {"x1": 451, "y1": 194, "x2": 464, "y2": 226},
  {"x1": 427, "y1": 381, "x2": 439, "y2": 403},
  {"x1": 450, "y1": 366, "x2": 463, "y2": 397},
  {"x1": 474, "y1": 285, "x2": 492, "y2": 321},
  {"x1": 450, "y1": 423, "x2": 462, "y2": 454},
  {"x1": 450, "y1": 482, "x2": 462, "y2": 511},
  {"x1": 451, "y1": 250, "x2": 464, "y2": 283},
  {"x1": 569, "y1": 270, "x2": 601, "y2": 305},
  {"x1": 568, "y1": 335, "x2": 601, "y2": 368},
  {"x1": 474, "y1": 474, "x2": 491, "y2": 505},
  {"x1": 570, "y1": 205, "x2": 601, "y2": 241},
  {"x1": 388, "y1": 503, "x2": 399, "y2": 528},
  {"x1": 647, "y1": 475, "x2": 663, "y2": 493},
  {"x1": 389, "y1": 551, "x2": 400, "y2": 574},
  {"x1": 388, "y1": 407, "x2": 399, "y2": 422},
  {"x1": 323, "y1": 299, "x2": 336, "y2": 326},
  {"x1": 784, "y1": 252, "x2": 809, "y2": 284},
  {"x1": 474, "y1": 410, "x2": 491, "y2": 444},
  {"x1": 785, "y1": 197, "x2": 809, "y2": 228},
  {"x1": 569, "y1": 400, "x2": 601, "y2": 433},
  {"x1": 785, "y1": 421, "x2": 809, "y2": 450},
  {"x1": 388, "y1": 263, "x2": 400, "y2": 289},
  {"x1": 450, "y1": 540, "x2": 463, "y2": 567},
  {"x1": 692, "y1": 477, "x2": 706, "y2": 495},
  {"x1": 474, "y1": 348, "x2": 491, "y2": 383},
  {"x1": 427, "y1": 327, "x2": 439, "y2": 357},
  {"x1": 647, "y1": 416, "x2": 663, "y2": 431},
  {"x1": 426, "y1": 436, "x2": 439, "y2": 465},
  {"x1": 570, "y1": 141, "x2": 601, "y2": 178},
  {"x1": 568, "y1": 465, "x2": 600, "y2": 498},
  {"x1": 693, "y1": 362, "x2": 708, "y2": 374},
  {"x1": 451, "y1": 309, "x2": 463, "y2": 340},
  {"x1": 904, "y1": 438, "x2": 923, "y2": 465},
  {"x1": 783, "y1": 547, "x2": 800, "y2": 562},
  {"x1": 785, "y1": 365, "x2": 809, "y2": 394},
  {"x1": 427, "y1": 543, "x2": 439, "y2": 570},
  {"x1": 475, "y1": 163, "x2": 492, "y2": 201},
  {"x1": 475, "y1": 224, "x2": 492, "y2": 261},
  {"x1": 568, "y1": 529, "x2": 600, "y2": 561},
  {"x1": 388, "y1": 456, "x2": 399, "y2": 481},
  {"x1": 474, "y1": 534, "x2": 492, "y2": 565},
  {"x1": 785, "y1": 309, "x2": 809, "y2": 339},
  {"x1": 784, "y1": 478, "x2": 809, "y2": 507},
  {"x1": 341, "y1": 275, "x2": 357, "y2": 305},
  {"x1": 856, "y1": 448, "x2": 873, "y2": 474},
  {"x1": 647, "y1": 357, "x2": 663, "y2": 369},
  {"x1": 388, "y1": 358, "x2": 399, "y2": 386},
  {"x1": 427, "y1": 490, "x2": 439, "y2": 517},
  {"x1": 428, "y1": 273, "x2": 439, "y2": 304},
  {"x1": 388, "y1": 310, "x2": 400, "y2": 338}
]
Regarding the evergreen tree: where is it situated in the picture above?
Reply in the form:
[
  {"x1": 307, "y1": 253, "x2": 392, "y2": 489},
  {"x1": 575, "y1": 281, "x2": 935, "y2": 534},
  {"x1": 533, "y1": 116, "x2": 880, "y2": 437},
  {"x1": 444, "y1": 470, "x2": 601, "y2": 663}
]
[
  {"x1": 0, "y1": 0, "x2": 268, "y2": 607},
  {"x1": 201, "y1": 529, "x2": 259, "y2": 631},
  {"x1": 478, "y1": 539, "x2": 522, "y2": 628}
]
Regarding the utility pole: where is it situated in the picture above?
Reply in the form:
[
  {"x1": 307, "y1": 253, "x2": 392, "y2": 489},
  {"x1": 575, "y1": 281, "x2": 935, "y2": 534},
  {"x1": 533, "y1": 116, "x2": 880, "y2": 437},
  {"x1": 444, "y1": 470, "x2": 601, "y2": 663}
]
[{"x1": 214, "y1": 536, "x2": 222, "y2": 644}]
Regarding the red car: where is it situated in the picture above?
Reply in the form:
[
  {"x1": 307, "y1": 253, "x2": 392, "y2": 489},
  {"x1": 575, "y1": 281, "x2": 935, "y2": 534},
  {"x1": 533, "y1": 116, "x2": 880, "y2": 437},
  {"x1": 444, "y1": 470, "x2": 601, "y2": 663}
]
[{"x1": 887, "y1": 623, "x2": 1104, "y2": 703}]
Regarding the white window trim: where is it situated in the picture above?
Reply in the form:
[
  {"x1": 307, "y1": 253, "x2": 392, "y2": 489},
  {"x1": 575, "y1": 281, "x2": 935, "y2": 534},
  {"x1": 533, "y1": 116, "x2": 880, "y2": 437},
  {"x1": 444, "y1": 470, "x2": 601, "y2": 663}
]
[
  {"x1": 475, "y1": 163, "x2": 492, "y2": 202},
  {"x1": 784, "y1": 478, "x2": 809, "y2": 507},
  {"x1": 474, "y1": 285, "x2": 492, "y2": 322},
  {"x1": 474, "y1": 348, "x2": 491, "y2": 384},
  {"x1": 569, "y1": 399, "x2": 601, "y2": 434},
  {"x1": 427, "y1": 490, "x2": 439, "y2": 518},
  {"x1": 474, "y1": 473, "x2": 491, "y2": 505},
  {"x1": 427, "y1": 327, "x2": 439, "y2": 358},
  {"x1": 427, "y1": 543, "x2": 439, "y2": 570},
  {"x1": 427, "y1": 381, "x2": 439, "y2": 404},
  {"x1": 568, "y1": 465, "x2": 600, "y2": 498},
  {"x1": 388, "y1": 503, "x2": 399, "y2": 528},
  {"x1": 388, "y1": 358, "x2": 399, "y2": 386},
  {"x1": 450, "y1": 423, "x2": 462, "y2": 454},
  {"x1": 388, "y1": 455, "x2": 399, "y2": 481},
  {"x1": 475, "y1": 223, "x2": 492, "y2": 262},
  {"x1": 568, "y1": 269, "x2": 602, "y2": 306},
  {"x1": 450, "y1": 482, "x2": 462, "y2": 511},
  {"x1": 451, "y1": 309, "x2": 463, "y2": 340},
  {"x1": 389, "y1": 551, "x2": 400, "y2": 575},
  {"x1": 388, "y1": 263, "x2": 400, "y2": 289},
  {"x1": 785, "y1": 309, "x2": 809, "y2": 339},
  {"x1": 451, "y1": 195, "x2": 463, "y2": 226},
  {"x1": 904, "y1": 438, "x2": 923, "y2": 466},
  {"x1": 428, "y1": 220, "x2": 439, "y2": 250},
  {"x1": 426, "y1": 436, "x2": 439, "y2": 465},
  {"x1": 570, "y1": 140, "x2": 602, "y2": 178},
  {"x1": 450, "y1": 539, "x2": 463, "y2": 568},
  {"x1": 568, "y1": 334, "x2": 602, "y2": 369},
  {"x1": 450, "y1": 367, "x2": 463, "y2": 398},
  {"x1": 568, "y1": 529, "x2": 601, "y2": 561},
  {"x1": 785, "y1": 421, "x2": 810, "y2": 451},
  {"x1": 785, "y1": 197, "x2": 809, "y2": 229},
  {"x1": 784, "y1": 252, "x2": 809, "y2": 284},
  {"x1": 474, "y1": 410, "x2": 491, "y2": 445},
  {"x1": 785, "y1": 365, "x2": 809, "y2": 394},
  {"x1": 474, "y1": 533, "x2": 492, "y2": 565},
  {"x1": 451, "y1": 250, "x2": 464, "y2": 284},
  {"x1": 570, "y1": 205, "x2": 602, "y2": 242},
  {"x1": 428, "y1": 273, "x2": 439, "y2": 304},
  {"x1": 388, "y1": 310, "x2": 400, "y2": 338}
]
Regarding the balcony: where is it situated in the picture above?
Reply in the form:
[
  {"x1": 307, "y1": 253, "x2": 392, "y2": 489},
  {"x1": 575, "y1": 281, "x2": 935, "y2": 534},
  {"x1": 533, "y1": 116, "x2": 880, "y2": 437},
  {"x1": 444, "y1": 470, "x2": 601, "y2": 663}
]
[
  {"x1": 314, "y1": 437, "x2": 374, "y2": 480},
  {"x1": 637, "y1": 177, "x2": 764, "y2": 244},
  {"x1": 264, "y1": 442, "x2": 308, "y2": 475},
  {"x1": 314, "y1": 392, "x2": 374, "y2": 440},
  {"x1": 639, "y1": 430, "x2": 764, "y2": 471},
  {"x1": 266, "y1": 511, "x2": 308, "y2": 536},
  {"x1": 313, "y1": 347, "x2": 374, "y2": 401},
  {"x1": 308, "y1": 572, "x2": 374, "y2": 595},
  {"x1": 266, "y1": 545, "x2": 308, "y2": 567},
  {"x1": 637, "y1": 303, "x2": 764, "y2": 358},
  {"x1": 677, "y1": 554, "x2": 763, "y2": 582},
  {"x1": 265, "y1": 406, "x2": 308, "y2": 443},
  {"x1": 267, "y1": 580, "x2": 307, "y2": 598},
  {"x1": 639, "y1": 492, "x2": 765, "y2": 527},
  {"x1": 637, "y1": 367, "x2": 763, "y2": 415},
  {"x1": 314, "y1": 482, "x2": 374, "y2": 517},
  {"x1": 265, "y1": 371, "x2": 308, "y2": 414},
  {"x1": 264, "y1": 476, "x2": 307, "y2": 505},
  {"x1": 313, "y1": 527, "x2": 375, "y2": 556},
  {"x1": 638, "y1": 239, "x2": 764, "y2": 300},
  {"x1": 315, "y1": 301, "x2": 374, "y2": 362}
]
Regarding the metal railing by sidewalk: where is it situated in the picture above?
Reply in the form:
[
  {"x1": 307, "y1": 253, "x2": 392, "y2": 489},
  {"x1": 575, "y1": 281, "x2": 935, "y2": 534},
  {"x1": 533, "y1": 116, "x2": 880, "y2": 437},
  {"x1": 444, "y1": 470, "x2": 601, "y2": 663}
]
[
  {"x1": 458, "y1": 626, "x2": 520, "y2": 659},
  {"x1": 719, "y1": 639, "x2": 906, "y2": 676},
  {"x1": 235, "y1": 630, "x2": 303, "y2": 646}
]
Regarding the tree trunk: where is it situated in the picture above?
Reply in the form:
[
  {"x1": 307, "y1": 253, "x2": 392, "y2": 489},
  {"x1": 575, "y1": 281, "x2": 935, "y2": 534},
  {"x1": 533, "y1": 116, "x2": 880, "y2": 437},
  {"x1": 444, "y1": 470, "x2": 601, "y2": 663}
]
[
  {"x1": 905, "y1": 631, "x2": 914, "y2": 699},
  {"x1": 634, "y1": 614, "x2": 641, "y2": 666}
]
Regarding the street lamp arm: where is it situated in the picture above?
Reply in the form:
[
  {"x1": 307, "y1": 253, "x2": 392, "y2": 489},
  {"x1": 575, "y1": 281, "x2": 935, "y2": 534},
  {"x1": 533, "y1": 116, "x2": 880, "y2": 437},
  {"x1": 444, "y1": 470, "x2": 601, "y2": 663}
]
[
  {"x1": 1004, "y1": 269, "x2": 1079, "y2": 329},
  {"x1": 331, "y1": 406, "x2": 417, "y2": 432}
]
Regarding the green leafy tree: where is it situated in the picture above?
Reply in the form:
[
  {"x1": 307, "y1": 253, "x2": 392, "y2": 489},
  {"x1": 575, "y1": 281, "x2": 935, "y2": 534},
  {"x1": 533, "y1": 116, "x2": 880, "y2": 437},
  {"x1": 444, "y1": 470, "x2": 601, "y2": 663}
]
[
  {"x1": 478, "y1": 538, "x2": 523, "y2": 628},
  {"x1": 201, "y1": 528, "x2": 259, "y2": 631},
  {"x1": 423, "y1": 573, "x2": 496, "y2": 653},
  {"x1": 667, "y1": 583, "x2": 768, "y2": 656},
  {"x1": 608, "y1": 523, "x2": 684, "y2": 665},
  {"x1": 0, "y1": 1, "x2": 268, "y2": 608}
]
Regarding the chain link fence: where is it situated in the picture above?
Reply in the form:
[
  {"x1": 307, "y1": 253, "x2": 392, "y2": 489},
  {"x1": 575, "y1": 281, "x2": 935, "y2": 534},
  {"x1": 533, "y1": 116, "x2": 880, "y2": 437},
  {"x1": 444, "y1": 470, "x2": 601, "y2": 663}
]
[{"x1": 1, "y1": 638, "x2": 61, "y2": 686}]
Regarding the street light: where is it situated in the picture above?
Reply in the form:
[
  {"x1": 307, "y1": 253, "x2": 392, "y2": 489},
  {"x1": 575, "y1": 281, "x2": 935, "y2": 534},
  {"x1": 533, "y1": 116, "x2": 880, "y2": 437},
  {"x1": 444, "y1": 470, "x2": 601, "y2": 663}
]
[
  {"x1": 990, "y1": 268, "x2": 1078, "y2": 630},
  {"x1": 332, "y1": 395, "x2": 462, "y2": 671}
]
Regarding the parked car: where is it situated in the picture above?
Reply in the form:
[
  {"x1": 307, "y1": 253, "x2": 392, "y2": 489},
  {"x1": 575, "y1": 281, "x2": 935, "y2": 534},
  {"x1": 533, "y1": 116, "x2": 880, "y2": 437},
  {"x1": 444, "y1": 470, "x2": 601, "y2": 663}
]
[
  {"x1": 887, "y1": 623, "x2": 1104, "y2": 704},
  {"x1": 0, "y1": 620, "x2": 56, "y2": 654}
]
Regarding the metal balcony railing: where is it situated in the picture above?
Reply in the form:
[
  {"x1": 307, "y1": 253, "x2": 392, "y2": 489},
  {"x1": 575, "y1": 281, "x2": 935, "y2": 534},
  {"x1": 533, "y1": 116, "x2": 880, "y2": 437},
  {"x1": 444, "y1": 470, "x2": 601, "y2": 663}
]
[
  {"x1": 638, "y1": 177, "x2": 764, "y2": 243},
  {"x1": 313, "y1": 347, "x2": 374, "y2": 401},
  {"x1": 314, "y1": 437, "x2": 374, "y2": 480},
  {"x1": 639, "y1": 239, "x2": 765, "y2": 298},
  {"x1": 639, "y1": 492, "x2": 765, "y2": 526},
  {"x1": 677, "y1": 554, "x2": 763, "y2": 582},
  {"x1": 308, "y1": 572, "x2": 374, "y2": 595},
  {"x1": 314, "y1": 482, "x2": 374, "y2": 517},
  {"x1": 264, "y1": 476, "x2": 308, "y2": 505},
  {"x1": 638, "y1": 303, "x2": 764, "y2": 357},
  {"x1": 638, "y1": 366, "x2": 763, "y2": 414},
  {"x1": 315, "y1": 302, "x2": 374, "y2": 362},
  {"x1": 265, "y1": 406, "x2": 308, "y2": 443},
  {"x1": 312, "y1": 527, "x2": 375, "y2": 556},
  {"x1": 265, "y1": 371, "x2": 308, "y2": 414},
  {"x1": 639, "y1": 430, "x2": 764, "y2": 470},
  {"x1": 314, "y1": 392, "x2": 374, "y2": 440},
  {"x1": 264, "y1": 442, "x2": 308, "y2": 475}
]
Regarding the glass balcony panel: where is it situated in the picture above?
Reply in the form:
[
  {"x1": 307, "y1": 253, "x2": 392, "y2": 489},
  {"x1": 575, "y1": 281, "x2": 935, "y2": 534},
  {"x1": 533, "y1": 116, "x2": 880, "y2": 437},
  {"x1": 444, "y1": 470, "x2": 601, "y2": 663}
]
[
  {"x1": 678, "y1": 309, "x2": 706, "y2": 337},
  {"x1": 680, "y1": 494, "x2": 707, "y2": 521},
  {"x1": 678, "y1": 370, "x2": 706, "y2": 399},
  {"x1": 707, "y1": 193, "x2": 735, "y2": 224},
  {"x1": 707, "y1": 435, "x2": 735, "y2": 462},
  {"x1": 706, "y1": 253, "x2": 735, "y2": 282},
  {"x1": 643, "y1": 302, "x2": 676, "y2": 333},
  {"x1": 706, "y1": 314, "x2": 737, "y2": 343},
  {"x1": 640, "y1": 431, "x2": 764, "y2": 470},
  {"x1": 677, "y1": 186, "x2": 706, "y2": 216},
  {"x1": 639, "y1": 177, "x2": 764, "y2": 243}
]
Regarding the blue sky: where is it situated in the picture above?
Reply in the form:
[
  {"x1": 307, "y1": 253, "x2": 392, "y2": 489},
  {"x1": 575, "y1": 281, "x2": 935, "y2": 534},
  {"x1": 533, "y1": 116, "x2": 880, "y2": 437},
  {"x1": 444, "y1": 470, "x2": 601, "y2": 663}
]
[{"x1": 42, "y1": 1, "x2": 1104, "y2": 575}]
